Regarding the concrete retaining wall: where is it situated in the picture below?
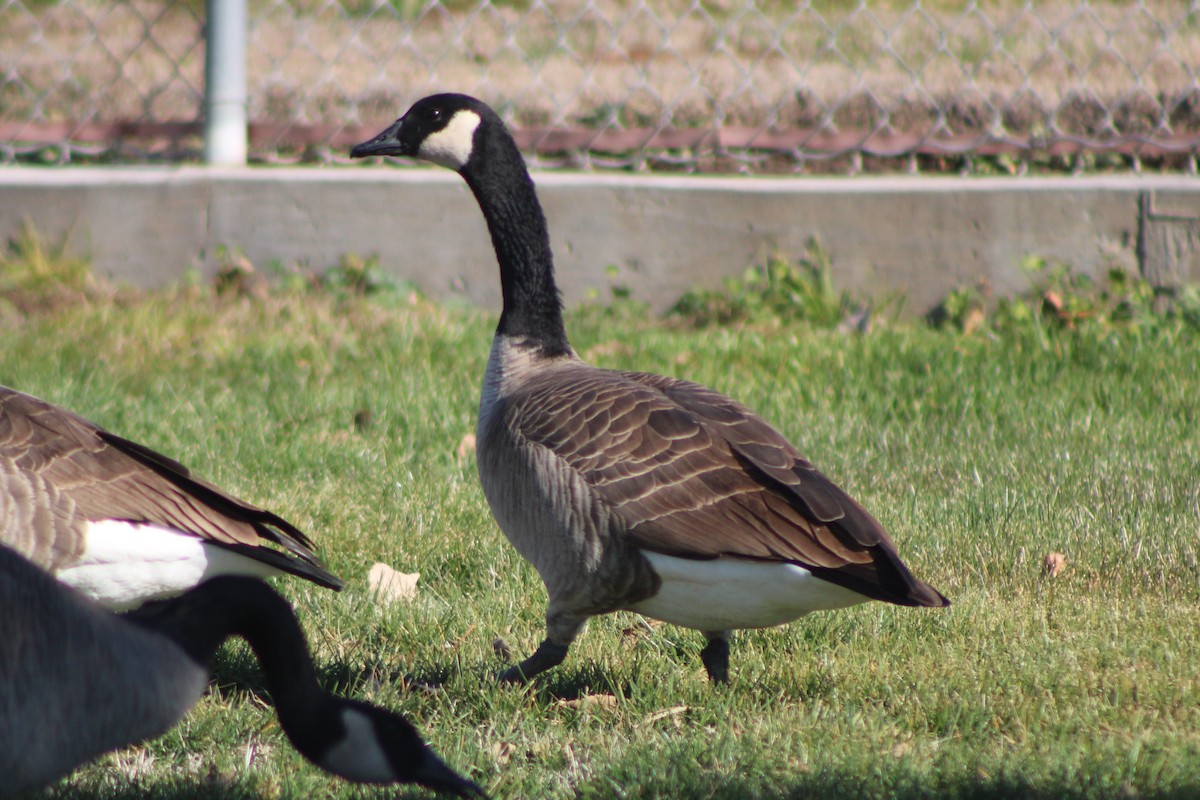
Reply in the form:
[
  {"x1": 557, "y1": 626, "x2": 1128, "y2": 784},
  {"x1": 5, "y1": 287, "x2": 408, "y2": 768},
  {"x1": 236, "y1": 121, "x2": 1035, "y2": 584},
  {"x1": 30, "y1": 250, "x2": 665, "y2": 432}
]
[{"x1": 1, "y1": 168, "x2": 1196, "y2": 316}]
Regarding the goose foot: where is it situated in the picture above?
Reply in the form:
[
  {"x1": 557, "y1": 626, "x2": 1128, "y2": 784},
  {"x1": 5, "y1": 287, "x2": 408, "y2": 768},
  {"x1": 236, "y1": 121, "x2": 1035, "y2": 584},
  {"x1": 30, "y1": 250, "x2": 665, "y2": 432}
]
[{"x1": 495, "y1": 639, "x2": 569, "y2": 684}]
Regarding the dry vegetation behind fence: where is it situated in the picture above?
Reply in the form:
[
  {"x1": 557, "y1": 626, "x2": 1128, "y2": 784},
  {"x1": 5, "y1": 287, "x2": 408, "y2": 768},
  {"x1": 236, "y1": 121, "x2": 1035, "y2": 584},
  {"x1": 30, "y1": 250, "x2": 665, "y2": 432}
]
[{"x1": 1, "y1": 0, "x2": 1198, "y2": 170}]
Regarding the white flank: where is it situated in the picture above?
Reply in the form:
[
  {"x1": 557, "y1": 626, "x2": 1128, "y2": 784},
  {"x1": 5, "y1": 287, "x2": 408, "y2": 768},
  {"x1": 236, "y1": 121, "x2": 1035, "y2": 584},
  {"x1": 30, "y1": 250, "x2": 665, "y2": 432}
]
[
  {"x1": 628, "y1": 552, "x2": 869, "y2": 631},
  {"x1": 319, "y1": 708, "x2": 395, "y2": 783},
  {"x1": 56, "y1": 520, "x2": 283, "y2": 611},
  {"x1": 418, "y1": 109, "x2": 482, "y2": 170}
]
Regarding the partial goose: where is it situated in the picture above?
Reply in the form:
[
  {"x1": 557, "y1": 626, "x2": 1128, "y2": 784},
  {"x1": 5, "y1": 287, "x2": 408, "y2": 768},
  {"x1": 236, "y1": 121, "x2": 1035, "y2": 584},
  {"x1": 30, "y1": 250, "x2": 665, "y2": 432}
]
[
  {"x1": 0, "y1": 385, "x2": 342, "y2": 610},
  {"x1": 0, "y1": 544, "x2": 483, "y2": 798},
  {"x1": 351, "y1": 93, "x2": 949, "y2": 684}
]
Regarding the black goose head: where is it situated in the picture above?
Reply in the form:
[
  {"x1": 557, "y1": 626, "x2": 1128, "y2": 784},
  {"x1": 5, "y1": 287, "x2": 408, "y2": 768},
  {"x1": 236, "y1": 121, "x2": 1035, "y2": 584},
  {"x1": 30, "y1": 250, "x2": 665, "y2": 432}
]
[
  {"x1": 127, "y1": 577, "x2": 486, "y2": 797},
  {"x1": 351, "y1": 94, "x2": 570, "y2": 356},
  {"x1": 350, "y1": 93, "x2": 495, "y2": 172},
  {"x1": 307, "y1": 698, "x2": 487, "y2": 797}
]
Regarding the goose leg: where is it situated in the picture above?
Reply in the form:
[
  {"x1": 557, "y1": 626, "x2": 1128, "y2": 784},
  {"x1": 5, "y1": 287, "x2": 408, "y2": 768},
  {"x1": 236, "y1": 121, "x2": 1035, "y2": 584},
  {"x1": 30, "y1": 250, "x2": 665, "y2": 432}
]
[
  {"x1": 496, "y1": 638, "x2": 570, "y2": 683},
  {"x1": 496, "y1": 607, "x2": 587, "y2": 684},
  {"x1": 700, "y1": 631, "x2": 731, "y2": 684}
]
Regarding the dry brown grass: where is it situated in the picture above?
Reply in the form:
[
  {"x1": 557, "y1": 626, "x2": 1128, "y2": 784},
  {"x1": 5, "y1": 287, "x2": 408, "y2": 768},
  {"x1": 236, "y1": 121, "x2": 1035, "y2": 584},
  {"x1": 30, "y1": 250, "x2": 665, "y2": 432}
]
[{"x1": 2, "y1": 0, "x2": 1198, "y2": 150}]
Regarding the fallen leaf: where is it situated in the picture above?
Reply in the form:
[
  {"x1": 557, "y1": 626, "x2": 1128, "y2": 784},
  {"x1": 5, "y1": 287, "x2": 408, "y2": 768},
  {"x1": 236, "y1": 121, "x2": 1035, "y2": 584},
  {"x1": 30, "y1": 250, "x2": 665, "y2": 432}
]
[
  {"x1": 554, "y1": 694, "x2": 619, "y2": 711},
  {"x1": 368, "y1": 562, "x2": 419, "y2": 603},
  {"x1": 457, "y1": 433, "x2": 477, "y2": 462},
  {"x1": 639, "y1": 705, "x2": 690, "y2": 727},
  {"x1": 621, "y1": 617, "x2": 662, "y2": 647},
  {"x1": 491, "y1": 741, "x2": 515, "y2": 766},
  {"x1": 1043, "y1": 552, "x2": 1067, "y2": 578}
]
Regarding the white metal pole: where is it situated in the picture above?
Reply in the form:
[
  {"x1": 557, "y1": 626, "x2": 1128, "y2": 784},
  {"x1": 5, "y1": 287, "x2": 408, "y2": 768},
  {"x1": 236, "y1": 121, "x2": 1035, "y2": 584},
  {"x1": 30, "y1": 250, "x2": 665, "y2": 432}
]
[{"x1": 204, "y1": 0, "x2": 247, "y2": 166}]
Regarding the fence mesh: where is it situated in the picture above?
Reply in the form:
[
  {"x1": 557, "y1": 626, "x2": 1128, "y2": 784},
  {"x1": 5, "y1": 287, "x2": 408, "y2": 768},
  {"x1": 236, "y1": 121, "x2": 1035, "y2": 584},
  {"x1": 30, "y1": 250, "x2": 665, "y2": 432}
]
[{"x1": 2, "y1": 0, "x2": 1198, "y2": 171}]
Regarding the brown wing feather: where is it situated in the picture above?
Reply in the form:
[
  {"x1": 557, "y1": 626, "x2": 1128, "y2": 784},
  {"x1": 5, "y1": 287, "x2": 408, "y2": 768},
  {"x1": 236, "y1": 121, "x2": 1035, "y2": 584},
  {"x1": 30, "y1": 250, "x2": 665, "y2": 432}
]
[
  {"x1": 0, "y1": 457, "x2": 85, "y2": 571},
  {"x1": 505, "y1": 364, "x2": 947, "y2": 608},
  {"x1": 0, "y1": 386, "x2": 342, "y2": 589}
]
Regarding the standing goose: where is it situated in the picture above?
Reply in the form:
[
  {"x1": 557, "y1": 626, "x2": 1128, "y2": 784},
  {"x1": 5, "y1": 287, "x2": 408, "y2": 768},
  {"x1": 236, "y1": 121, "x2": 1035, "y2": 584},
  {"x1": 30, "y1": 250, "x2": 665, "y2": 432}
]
[
  {"x1": 0, "y1": 544, "x2": 483, "y2": 798},
  {"x1": 0, "y1": 385, "x2": 343, "y2": 610},
  {"x1": 351, "y1": 93, "x2": 949, "y2": 684}
]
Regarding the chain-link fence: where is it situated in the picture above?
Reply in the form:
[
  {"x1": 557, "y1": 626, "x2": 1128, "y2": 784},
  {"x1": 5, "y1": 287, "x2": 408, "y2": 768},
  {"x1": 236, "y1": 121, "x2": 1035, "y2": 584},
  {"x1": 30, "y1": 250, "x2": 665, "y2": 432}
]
[{"x1": 2, "y1": 0, "x2": 1199, "y2": 171}]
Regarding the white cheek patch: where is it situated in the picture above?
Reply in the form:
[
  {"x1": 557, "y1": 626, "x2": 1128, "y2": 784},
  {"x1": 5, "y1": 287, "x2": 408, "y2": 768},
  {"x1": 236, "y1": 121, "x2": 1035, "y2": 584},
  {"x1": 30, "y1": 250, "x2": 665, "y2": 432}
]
[
  {"x1": 318, "y1": 708, "x2": 395, "y2": 783},
  {"x1": 417, "y1": 110, "x2": 482, "y2": 170}
]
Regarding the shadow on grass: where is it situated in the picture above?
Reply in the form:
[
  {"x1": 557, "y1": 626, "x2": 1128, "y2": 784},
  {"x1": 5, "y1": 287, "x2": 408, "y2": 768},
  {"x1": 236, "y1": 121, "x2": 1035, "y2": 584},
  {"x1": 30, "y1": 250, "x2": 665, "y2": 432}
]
[
  {"x1": 50, "y1": 783, "x2": 442, "y2": 800},
  {"x1": 206, "y1": 643, "x2": 479, "y2": 705},
  {"x1": 578, "y1": 764, "x2": 1200, "y2": 800},
  {"x1": 205, "y1": 640, "x2": 406, "y2": 701}
]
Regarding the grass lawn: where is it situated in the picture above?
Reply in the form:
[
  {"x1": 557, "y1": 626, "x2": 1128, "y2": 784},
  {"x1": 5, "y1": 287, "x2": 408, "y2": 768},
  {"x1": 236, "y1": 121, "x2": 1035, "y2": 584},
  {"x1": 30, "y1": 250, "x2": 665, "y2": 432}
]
[{"x1": 2, "y1": 271, "x2": 1198, "y2": 799}]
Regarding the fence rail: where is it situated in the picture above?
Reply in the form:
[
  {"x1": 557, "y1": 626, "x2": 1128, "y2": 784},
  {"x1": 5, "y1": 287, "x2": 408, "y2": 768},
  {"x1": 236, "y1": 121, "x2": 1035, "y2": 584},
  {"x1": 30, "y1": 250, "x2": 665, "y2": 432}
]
[{"x1": 2, "y1": 0, "x2": 1198, "y2": 172}]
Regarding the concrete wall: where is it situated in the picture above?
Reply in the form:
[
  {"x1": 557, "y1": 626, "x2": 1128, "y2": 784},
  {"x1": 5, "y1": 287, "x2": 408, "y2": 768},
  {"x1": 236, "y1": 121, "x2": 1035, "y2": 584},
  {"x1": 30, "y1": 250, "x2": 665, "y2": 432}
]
[{"x1": 1, "y1": 167, "x2": 1196, "y2": 316}]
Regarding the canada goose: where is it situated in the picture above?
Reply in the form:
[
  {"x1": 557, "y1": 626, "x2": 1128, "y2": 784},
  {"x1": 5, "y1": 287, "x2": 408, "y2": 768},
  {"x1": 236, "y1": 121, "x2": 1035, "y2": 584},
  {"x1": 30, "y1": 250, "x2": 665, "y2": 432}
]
[
  {"x1": 0, "y1": 544, "x2": 483, "y2": 798},
  {"x1": 0, "y1": 385, "x2": 343, "y2": 610},
  {"x1": 351, "y1": 94, "x2": 949, "y2": 684}
]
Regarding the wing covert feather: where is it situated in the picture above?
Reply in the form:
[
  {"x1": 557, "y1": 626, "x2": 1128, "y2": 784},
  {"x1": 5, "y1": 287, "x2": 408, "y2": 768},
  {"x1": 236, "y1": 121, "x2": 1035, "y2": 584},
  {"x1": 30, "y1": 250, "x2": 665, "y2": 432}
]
[
  {"x1": 502, "y1": 364, "x2": 946, "y2": 607},
  {"x1": 0, "y1": 387, "x2": 340, "y2": 588}
]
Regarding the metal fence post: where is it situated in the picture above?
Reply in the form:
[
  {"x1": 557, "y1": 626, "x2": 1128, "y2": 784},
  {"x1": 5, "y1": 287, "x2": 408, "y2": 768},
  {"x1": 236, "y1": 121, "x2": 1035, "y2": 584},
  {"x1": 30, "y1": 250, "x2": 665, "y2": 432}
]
[{"x1": 204, "y1": 0, "x2": 247, "y2": 166}]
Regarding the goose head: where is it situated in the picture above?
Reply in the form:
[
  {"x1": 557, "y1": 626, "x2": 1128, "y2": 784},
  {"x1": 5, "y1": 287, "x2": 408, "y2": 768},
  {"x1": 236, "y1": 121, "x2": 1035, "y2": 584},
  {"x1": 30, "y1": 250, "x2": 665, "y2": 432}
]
[
  {"x1": 352, "y1": 94, "x2": 568, "y2": 356},
  {"x1": 350, "y1": 93, "x2": 494, "y2": 172},
  {"x1": 126, "y1": 576, "x2": 486, "y2": 797},
  {"x1": 310, "y1": 699, "x2": 486, "y2": 797}
]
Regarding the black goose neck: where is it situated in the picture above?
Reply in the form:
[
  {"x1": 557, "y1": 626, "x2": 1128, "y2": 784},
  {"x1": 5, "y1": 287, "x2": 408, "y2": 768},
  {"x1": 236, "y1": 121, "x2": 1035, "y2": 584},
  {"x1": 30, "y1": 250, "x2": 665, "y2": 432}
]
[
  {"x1": 460, "y1": 130, "x2": 570, "y2": 356},
  {"x1": 134, "y1": 577, "x2": 337, "y2": 759}
]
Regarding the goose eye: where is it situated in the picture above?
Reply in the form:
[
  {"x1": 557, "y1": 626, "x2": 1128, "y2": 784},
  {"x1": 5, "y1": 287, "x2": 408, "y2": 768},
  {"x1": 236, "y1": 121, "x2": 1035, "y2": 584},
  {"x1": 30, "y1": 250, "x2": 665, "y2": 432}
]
[{"x1": 426, "y1": 107, "x2": 443, "y2": 122}]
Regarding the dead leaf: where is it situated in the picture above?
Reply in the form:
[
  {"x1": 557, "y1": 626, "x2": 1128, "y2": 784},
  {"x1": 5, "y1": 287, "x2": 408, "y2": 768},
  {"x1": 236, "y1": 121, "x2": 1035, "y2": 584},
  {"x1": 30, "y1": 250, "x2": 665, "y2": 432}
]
[
  {"x1": 1043, "y1": 552, "x2": 1067, "y2": 578},
  {"x1": 491, "y1": 740, "x2": 515, "y2": 766},
  {"x1": 639, "y1": 705, "x2": 690, "y2": 727},
  {"x1": 620, "y1": 617, "x2": 662, "y2": 647},
  {"x1": 368, "y1": 562, "x2": 419, "y2": 603},
  {"x1": 456, "y1": 433, "x2": 477, "y2": 462},
  {"x1": 554, "y1": 694, "x2": 619, "y2": 711}
]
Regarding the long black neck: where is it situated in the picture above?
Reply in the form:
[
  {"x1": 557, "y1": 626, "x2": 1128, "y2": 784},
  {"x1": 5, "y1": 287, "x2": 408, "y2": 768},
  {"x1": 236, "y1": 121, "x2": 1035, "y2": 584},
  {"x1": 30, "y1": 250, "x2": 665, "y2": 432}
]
[
  {"x1": 460, "y1": 129, "x2": 571, "y2": 356},
  {"x1": 130, "y1": 577, "x2": 336, "y2": 759}
]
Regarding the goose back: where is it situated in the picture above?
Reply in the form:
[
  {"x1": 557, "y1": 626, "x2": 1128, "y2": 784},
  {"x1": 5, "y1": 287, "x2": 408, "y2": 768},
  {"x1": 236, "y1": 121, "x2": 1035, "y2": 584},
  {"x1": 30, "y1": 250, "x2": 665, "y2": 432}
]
[{"x1": 0, "y1": 386, "x2": 343, "y2": 598}]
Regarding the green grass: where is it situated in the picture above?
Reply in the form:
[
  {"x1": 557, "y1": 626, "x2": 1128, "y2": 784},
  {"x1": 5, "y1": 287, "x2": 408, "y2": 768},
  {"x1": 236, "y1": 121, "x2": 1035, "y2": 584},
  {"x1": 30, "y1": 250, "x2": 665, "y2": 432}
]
[{"x1": 3, "y1": 270, "x2": 1199, "y2": 798}]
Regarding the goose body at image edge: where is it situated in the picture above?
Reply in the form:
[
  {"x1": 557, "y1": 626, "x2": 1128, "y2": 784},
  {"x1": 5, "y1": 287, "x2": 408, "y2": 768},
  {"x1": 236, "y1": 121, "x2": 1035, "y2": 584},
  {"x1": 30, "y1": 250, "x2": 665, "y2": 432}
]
[
  {"x1": 0, "y1": 385, "x2": 344, "y2": 610},
  {"x1": 0, "y1": 544, "x2": 483, "y2": 798}
]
